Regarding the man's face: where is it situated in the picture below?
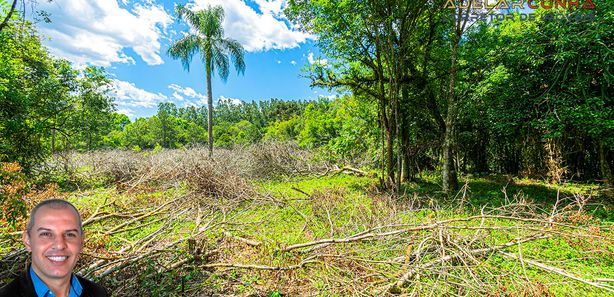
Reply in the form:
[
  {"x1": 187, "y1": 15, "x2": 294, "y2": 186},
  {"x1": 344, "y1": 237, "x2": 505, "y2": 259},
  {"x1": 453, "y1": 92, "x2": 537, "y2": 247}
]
[{"x1": 23, "y1": 206, "x2": 83, "y2": 284}]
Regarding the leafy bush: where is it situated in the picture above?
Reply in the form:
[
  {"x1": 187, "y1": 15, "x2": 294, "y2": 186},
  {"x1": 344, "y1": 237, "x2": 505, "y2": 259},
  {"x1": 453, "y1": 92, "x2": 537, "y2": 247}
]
[
  {"x1": 1, "y1": 162, "x2": 65, "y2": 230},
  {"x1": 0, "y1": 162, "x2": 28, "y2": 228}
]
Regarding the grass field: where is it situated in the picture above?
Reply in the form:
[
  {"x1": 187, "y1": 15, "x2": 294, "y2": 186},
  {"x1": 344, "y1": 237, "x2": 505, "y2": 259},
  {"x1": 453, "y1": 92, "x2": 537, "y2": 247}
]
[{"x1": 1, "y1": 148, "x2": 612, "y2": 296}]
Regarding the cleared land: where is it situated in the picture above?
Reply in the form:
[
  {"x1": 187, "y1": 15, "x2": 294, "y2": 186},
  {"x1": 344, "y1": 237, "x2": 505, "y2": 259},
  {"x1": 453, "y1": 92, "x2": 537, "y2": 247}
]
[{"x1": 1, "y1": 146, "x2": 613, "y2": 296}]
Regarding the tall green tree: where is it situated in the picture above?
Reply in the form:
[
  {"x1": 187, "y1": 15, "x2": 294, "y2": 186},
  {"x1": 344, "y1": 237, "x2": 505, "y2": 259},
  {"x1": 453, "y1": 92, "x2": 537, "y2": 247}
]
[
  {"x1": 287, "y1": 0, "x2": 443, "y2": 189},
  {"x1": 167, "y1": 4, "x2": 246, "y2": 157},
  {"x1": 0, "y1": 21, "x2": 72, "y2": 168},
  {"x1": 72, "y1": 66, "x2": 115, "y2": 150},
  {"x1": 155, "y1": 102, "x2": 179, "y2": 148}
]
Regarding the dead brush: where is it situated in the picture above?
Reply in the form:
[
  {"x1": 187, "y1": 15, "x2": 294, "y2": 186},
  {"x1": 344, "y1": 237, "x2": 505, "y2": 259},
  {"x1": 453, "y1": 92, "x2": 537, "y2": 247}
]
[
  {"x1": 244, "y1": 141, "x2": 324, "y2": 178},
  {"x1": 310, "y1": 187, "x2": 347, "y2": 218},
  {"x1": 178, "y1": 151, "x2": 258, "y2": 210},
  {"x1": 82, "y1": 150, "x2": 144, "y2": 184},
  {"x1": 39, "y1": 144, "x2": 323, "y2": 190},
  {"x1": 36, "y1": 150, "x2": 145, "y2": 186},
  {"x1": 40, "y1": 148, "x2": 260, "y2": 203}
]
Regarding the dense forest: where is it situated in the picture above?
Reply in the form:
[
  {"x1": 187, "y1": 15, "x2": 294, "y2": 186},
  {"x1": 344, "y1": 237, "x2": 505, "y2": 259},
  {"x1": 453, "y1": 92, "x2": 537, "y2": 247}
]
[{"x1": 1, "y1": 0, "x2": 613, "y2": 296}]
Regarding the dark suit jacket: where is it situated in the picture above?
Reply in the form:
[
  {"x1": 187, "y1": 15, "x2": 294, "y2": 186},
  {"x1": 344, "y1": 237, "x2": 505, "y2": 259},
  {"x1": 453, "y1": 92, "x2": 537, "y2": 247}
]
[{"x1": 0, "y1": 266, "x2": 109, "y2": 297}]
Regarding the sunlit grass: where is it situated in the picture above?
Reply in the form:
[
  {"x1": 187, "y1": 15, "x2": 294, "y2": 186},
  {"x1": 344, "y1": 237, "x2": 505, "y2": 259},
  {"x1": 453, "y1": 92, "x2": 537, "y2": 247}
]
[{"x1": 2, "y1": 172, "x2": 612, "y2": 296}]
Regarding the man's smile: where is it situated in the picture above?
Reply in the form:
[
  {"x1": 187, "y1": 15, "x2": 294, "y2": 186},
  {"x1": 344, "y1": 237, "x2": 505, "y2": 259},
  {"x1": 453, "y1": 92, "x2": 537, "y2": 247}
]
[{"x1": 46, "y1": 256, "x2": 69, "y2": 262}]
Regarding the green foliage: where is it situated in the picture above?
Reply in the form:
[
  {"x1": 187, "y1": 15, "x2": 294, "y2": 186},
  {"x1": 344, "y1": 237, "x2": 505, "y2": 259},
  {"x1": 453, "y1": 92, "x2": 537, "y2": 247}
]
[
  {"x1": 0, "y1": 22, "x2": 57, "y2": 167},
  {"x1": 214, "y1": 120, "x2": 260, "y2": 147},
  {"x1": 286, "y1": 0, "x2": 614, "y2": 192},
  {"x1": 0, "y1": 162, "x2": 28, "y2": 228},
  {"x1": 179, "y1": 120, "x2": 207, "y2": 146},
  {"x1": 264, "y1": 116, "x2": 302, "y2": 142},
  {"x1": 152, "y1": 143, "x2": 163, "y2": 154},
  {"x1": 71, "y1": 66, "x2": 116, "y2": 150},
  {"x1": 123, "y1": 118, "x2": 156, "y2": 149},
  {"x1": 321, "y1": 95, "x2": 378, "y2": 163},
  {"x1": 459, "y1": 6, "x2": 614, "y2": 183},
  {"x1": 0, "y1": 19, "x2": 117, "y2": 167},
  {"x1": 297, "y1": 98, "x2": 339, "y2": 148}
]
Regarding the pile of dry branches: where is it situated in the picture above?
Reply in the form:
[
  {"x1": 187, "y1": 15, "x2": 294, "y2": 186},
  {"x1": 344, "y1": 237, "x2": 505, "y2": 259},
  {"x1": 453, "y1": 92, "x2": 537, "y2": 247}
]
[
  {"x1": 1, "y1": 148, "x2": 611, "y2": 296},
  {"x1": 37, "y1": 143, "x2": 324, "y2": 186},
  {"x1": 1, "y1": 184, "x2": 612, "y2": 296}
]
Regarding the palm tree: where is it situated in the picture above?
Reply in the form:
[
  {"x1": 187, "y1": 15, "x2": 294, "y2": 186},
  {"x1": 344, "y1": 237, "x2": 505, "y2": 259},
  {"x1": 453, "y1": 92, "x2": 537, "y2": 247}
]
[{"x1": 167, "y1": 4, "x2": 245, "y2": 157}]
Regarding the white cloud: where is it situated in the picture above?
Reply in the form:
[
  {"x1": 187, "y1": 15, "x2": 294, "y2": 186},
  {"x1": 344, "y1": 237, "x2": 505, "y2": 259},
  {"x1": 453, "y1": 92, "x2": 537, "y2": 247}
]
[
  {"x1": 168, "y1": 84, "x2": 208, "y2": 100},
  {"x1": 168, "y1": 83, "x2": 210, "y2": 107},
  {"x1": 189, "y1": 0, "x2": 313, "y2": 52},
  {"x1": 113, "y1": 79, "x2": 168, "y2": 109},
  {"x1": 172, "y1": 92, "x2": 185, "y2": 100},
  {"x1": 277, "y1": 60, "x2": 282, "y2": 64},
  {"x1": 168, "y1": 85, "x2": 244, "y2": 108},
  {"x1": 218, "y1": 96, "x2": 242, "y2": 106},
  {"x1": 252, "y1": 0, "x2": 284, "y2": 15},
  {"x1": 116, "y1": 108, "x2": 135, "y2": 119},
  {"x1": 290, "y1": 60, "x2": 297, "y2": 65},
  {"x1": 36, "y1": 0, "x2": 172, "y2": 67},
  {"x1": 307, "y1": 52, "x2": 328, "y2": 65}
]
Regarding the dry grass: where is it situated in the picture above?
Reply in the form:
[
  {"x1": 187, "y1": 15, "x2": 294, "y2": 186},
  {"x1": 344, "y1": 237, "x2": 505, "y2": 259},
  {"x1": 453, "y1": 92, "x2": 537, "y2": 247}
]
[{"x1": 1, "y1": 147, "x2": 612, "y2": 296}]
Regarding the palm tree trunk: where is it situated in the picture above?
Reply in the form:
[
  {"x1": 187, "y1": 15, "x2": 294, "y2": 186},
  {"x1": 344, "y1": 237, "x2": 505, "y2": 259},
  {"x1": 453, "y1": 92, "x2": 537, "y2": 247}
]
[{"x1": 206, "y1": 58, "x2": 213, "y2": 158}]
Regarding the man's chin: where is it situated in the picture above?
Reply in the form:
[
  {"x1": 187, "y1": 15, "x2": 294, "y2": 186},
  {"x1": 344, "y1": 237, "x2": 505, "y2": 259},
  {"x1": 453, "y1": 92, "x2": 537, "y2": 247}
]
[{"x1": 34, "y1": 263, "x2": 74, "y2": 280}]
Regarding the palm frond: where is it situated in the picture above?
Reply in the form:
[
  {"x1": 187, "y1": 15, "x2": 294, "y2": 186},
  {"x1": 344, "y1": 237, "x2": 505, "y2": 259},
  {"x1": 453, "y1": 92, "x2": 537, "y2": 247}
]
[
  {"x1": 175, "y1": 4, "x2": 202, "y2": 30},
  {"x1": 201, "y1": 5, "x2": 225, "y2": 38},
  {"x1": 167, "y1": 35, "x2": 201, "y2": 72},
  {"x1": 212, "y1": 47, "x2": 230, "y2": 81},
  {"x1": 168, "y1": 4, "x2": 245, "y2": 81},
  {"x1": 221, "y1": 39, "x2": 246, "y2": 75}
]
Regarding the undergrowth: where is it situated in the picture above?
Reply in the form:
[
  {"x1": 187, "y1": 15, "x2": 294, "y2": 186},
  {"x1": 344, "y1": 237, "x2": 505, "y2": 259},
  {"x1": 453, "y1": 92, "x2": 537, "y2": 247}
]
[{"x1": 1, "y1": 149, "x2": 612, "y2": 296}]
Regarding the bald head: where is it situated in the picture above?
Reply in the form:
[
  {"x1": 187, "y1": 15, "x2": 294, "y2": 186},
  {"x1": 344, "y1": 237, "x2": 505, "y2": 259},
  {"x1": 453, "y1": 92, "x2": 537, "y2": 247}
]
[{"x1": 26, "y1": 199, "x2": 83, "y2": 235}]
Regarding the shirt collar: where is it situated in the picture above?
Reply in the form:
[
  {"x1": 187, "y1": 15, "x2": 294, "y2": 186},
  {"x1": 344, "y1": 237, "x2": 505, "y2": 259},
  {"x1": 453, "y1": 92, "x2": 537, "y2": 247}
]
[{"x1": 29, "y1": 266, "x2": 83, "y2": 297}]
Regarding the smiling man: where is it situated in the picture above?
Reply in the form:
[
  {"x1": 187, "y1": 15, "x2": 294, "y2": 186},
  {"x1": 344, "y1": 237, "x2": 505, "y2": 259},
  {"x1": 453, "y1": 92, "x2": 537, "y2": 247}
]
[{"x1": 0, "y1": 199, "x2": 108, "y2": 297}]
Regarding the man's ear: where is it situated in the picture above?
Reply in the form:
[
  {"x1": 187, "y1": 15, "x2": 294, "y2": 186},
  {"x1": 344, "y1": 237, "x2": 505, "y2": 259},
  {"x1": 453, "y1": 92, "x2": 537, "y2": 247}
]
[{"x1": 23, "y1": 232, "x2": 32, "y2": 252}]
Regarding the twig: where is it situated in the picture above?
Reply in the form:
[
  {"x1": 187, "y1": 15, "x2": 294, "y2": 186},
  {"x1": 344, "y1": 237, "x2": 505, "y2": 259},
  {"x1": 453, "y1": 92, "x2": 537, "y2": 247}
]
[
  {"x1": 499, "y1": 251, "x2": 614, "y2": 293},
  {"x1": 331, "y1": 166, "x2": 368, "y2": 177},
  {"x1": 104, "y1": 201, "x2": 171, "y2": 235},
  {"x1": 281, "y1": 222, "x2": 440, "y2": 252},
  {"x1": 223, "y1": 231, "x2": 262, "y2": 247},
  {"x1": 281, "y1": 214, "x2": 578, "y2": 253},
  {"x1": 202, "y1": 257, "x2": 319, "y2": 271},
  {"x1": 389, "y1": 234, "x2": 551, "y2": 293},
  {"x1": 291, "y1": 186, "x2": 311, "y2": 197}
]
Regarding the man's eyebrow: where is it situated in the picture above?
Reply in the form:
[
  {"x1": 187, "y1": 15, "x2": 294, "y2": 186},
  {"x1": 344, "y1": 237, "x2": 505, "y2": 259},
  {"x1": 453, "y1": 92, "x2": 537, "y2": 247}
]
[{"x1": 35, "y1": 227, "x2": 80, "y2": 233}]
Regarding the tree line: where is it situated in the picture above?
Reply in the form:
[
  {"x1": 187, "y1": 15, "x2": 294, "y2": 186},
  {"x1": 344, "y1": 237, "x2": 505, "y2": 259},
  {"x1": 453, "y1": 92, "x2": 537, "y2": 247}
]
[
  {"x1": 285, "y1": 0, "x2": 613, "y2": 192},
  {"x1": 1, "y1": 1, "x2": 612, "y2": 193},
  {"x1": 0, "y1": 21, "x2": 115, "y2": 169}
]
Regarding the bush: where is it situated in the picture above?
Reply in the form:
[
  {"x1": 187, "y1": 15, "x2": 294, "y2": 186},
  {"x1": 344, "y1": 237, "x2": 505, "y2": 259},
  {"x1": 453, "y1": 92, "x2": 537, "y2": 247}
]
[
  {"x1": 1, "y1": 162, "x2": 65, "y2": 230},
  {"x1": 0, "y1": 163, "x2": 28, "y2": 228}
]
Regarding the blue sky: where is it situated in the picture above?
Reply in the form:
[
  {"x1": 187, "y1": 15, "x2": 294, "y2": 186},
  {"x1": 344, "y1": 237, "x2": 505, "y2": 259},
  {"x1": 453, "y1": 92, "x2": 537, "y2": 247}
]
[{"x1": 30, "y1": 0, "x2": 332, "y2": 119}]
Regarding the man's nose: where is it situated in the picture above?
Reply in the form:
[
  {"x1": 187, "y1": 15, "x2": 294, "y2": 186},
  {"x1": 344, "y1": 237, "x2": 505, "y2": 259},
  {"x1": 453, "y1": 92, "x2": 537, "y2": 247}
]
[{"x1": 53, "y1": 235, "x2": 67, "y2": 249}]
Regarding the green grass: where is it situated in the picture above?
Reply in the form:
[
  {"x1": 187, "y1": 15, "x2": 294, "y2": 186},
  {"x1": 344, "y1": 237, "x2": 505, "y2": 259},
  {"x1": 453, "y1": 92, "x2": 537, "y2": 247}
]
[
  {"x1": 2, "y1": 173, "x2": 612, "y2": 296},
  {"x1": 227, "y1": 174, "x2": 612, "y2": 296}
]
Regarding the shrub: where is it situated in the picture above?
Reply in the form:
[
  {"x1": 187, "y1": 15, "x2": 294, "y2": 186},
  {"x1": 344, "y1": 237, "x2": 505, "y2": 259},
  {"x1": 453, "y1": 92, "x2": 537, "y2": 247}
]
[
  {"x1": 0, "y1": 162, "x2": 64, "y2": 230},
  {"x1": 0, "y1": 163, "x2": 28, "y2": 228}
]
